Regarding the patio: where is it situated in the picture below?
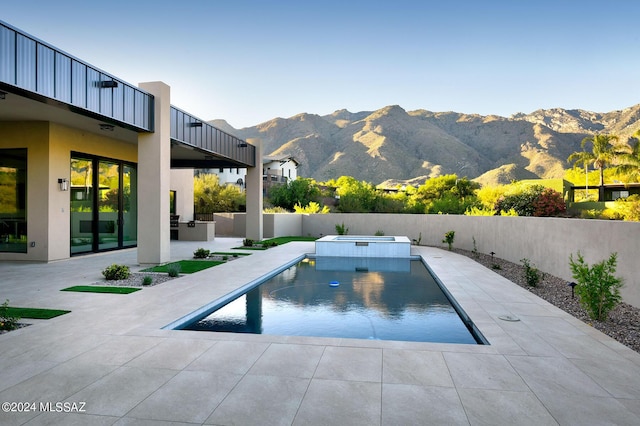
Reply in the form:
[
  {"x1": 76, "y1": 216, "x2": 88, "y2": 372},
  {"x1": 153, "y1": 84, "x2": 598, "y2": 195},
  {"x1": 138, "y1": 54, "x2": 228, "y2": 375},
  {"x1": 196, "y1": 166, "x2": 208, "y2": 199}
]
[{"x1": 0, "y1": 239, "x2": 639, "y2": 425}]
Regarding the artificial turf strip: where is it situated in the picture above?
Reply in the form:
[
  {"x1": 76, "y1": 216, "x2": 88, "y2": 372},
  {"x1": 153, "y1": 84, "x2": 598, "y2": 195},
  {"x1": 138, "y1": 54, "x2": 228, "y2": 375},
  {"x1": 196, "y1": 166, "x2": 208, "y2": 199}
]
[
  {"x1": 140, "y1": 260, "x2": 223, "y2": 274},
  {"x1": 211, "y1": 252, "x2": 251, "y2": 256},
  {"x1": 3, "y1": 307, "x2": 70, "y2": 319},
  {"x1": 61, "y1": 286, "x2": 141, "y2": 294}
]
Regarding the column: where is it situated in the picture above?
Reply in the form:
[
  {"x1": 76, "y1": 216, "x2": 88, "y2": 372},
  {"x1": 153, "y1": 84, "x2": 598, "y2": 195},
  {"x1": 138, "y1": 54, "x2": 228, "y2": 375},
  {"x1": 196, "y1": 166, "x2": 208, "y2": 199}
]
[
  {"x1": 137, "y1": 81, "x2": 171, "y2": 265},
  {"x1": 245, "y1": 138, "x2": 263, "y2": 241}
]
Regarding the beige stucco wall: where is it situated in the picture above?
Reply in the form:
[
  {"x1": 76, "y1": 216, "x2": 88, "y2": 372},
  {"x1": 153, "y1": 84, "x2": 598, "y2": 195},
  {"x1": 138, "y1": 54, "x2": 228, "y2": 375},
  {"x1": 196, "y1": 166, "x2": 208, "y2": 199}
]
[
  {"x1": 0, "y1": 121, "x2": 137, "y2": 262},
  {"x1": 228, "y1": 212, "x2": 638, "y2": 308},
  {"x1": 170, "y1": 169, "x2": 194, "y2": 222},
  {"x1": 294, "y1": 213, "x2": 639, "y2": 308}
]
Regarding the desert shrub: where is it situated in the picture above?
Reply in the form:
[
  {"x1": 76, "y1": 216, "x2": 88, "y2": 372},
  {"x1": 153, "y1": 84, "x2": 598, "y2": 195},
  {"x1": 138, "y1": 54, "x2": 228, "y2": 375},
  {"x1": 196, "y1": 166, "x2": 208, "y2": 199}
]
[
  {"x1": 614, "y1": 194, "x2": 640, "y2": 221},
  {"x1": 495, "y1": 185, "x2": 545, "y2": 216},
  {"x1": 532, "y1": 188, "x2": 566, "y2": 217},
  {"x1": 242, "y1": 238, "x2": 254, "y2": 247},
  {"x1": 0, "y1": 299, "x2": 20, "y2": 331},
  {"x1": 335, "y1": 222, "x2": 349, "y2": 235},
  {"x1": 465, "y1": 206, "x2": 496, "y2": 216},
  {"x1": 167, "y1": 264, "x2": 181, "y2": 278},
  {"x1": 374, "y1": 230, "x2": 385, "y2": 236},
  {"x1": 442, "y1": 230, "x2": 455, "y2": 250},
  {"x1": 102, "y1": 264, "x2": 131, "y2": 280},
  {"x1": 569, "y1": 252, "x2": 623, "y2": 321},
  {"x1": 142, "y1": 275, "x2": 153, "y2": 286},
  {"x1": 293, "y1": 201, "x2": 330, "y2": 214},
  {"x1": 521, "y1": 258, "x2": 541, "y2": 287},
  {"x1": 193, "y1": 248, "x2": 210, "y2": 259}
]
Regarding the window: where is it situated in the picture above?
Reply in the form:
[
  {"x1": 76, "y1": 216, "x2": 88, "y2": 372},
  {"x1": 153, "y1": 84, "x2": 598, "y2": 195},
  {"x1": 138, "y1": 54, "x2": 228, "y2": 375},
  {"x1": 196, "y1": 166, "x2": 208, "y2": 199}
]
[{"x1": 0, "y1": 148, "x2": 27, "y2": 253}]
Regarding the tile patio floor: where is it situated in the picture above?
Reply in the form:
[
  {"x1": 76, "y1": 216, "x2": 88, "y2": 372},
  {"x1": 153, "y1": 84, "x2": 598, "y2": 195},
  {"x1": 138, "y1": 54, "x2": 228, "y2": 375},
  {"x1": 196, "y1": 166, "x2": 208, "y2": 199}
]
[{"x1": 0, "y1": 238, "x2": 639, "y2": 425}]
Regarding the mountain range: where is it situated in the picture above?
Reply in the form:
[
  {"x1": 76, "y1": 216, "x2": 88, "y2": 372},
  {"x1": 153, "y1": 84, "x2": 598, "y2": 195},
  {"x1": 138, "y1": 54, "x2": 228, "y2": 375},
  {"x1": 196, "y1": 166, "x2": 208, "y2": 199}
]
[{"x1": 209, "y1": 104, "x2": 640, "y2": 187}]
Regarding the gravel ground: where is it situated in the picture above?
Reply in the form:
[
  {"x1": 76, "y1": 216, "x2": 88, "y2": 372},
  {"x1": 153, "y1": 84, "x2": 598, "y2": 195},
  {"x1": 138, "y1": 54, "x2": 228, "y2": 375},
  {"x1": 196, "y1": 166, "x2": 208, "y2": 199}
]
[{"x1": 451, "y1": 248, "x2": 640, "y2": 354}]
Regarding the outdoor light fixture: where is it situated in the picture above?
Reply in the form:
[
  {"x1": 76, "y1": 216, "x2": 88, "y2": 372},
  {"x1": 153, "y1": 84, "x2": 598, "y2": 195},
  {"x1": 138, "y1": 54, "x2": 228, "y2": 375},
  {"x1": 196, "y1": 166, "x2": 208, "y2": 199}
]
[
  {"x1": 567, "y1": 281, "x2": 577, "y2": 299},
  {"x1": 98, "y1": 80, "x2": 118, "y2": 88},
  {"x1": 0, "y1": 91, "x2": 6, "y2": 100},
  {"x1": 187, "y1": 122, "x2": 203, "y2": 127},
  {"x1": 99, "y1": 123, "x2": 115, "y2": 131},
  {"x1": 58, "y1": 178, "x2": 69, "y2": 191},
  {"x1": 237, "y1": 142, "x2": 248, "y2": 147}
]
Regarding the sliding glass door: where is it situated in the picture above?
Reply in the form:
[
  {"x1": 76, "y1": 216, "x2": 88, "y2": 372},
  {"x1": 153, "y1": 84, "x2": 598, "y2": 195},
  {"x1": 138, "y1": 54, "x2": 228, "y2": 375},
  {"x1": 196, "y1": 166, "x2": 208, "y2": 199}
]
[{"x1": 70, "y1": 154, "x2": 136, "y2": 255}]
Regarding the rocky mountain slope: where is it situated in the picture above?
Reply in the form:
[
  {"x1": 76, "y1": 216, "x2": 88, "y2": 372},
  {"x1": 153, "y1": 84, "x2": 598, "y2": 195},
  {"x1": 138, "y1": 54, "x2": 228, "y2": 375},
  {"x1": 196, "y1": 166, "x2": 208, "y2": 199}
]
[{"x1": 210, "y1": 104, "x2": 640, "y2": 186}]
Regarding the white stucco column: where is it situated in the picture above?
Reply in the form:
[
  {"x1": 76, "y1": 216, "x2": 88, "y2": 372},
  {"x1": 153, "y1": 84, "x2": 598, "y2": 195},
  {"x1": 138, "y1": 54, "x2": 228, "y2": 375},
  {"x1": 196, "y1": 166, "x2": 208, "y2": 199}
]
[
  {"x1": 137, "y1": 81, "x2": 171, "y2": 265},
  {"x1": 245, "y1": 138, "x2": 263, "y2": 240}
]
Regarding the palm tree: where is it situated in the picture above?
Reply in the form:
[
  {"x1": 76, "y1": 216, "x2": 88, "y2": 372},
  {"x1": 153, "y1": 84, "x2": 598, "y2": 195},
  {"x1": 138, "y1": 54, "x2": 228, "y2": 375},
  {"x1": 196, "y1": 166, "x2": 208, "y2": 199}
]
[
  {"x1": 614, "y1": 129, "x2": 640, "y2": 182},
  {"x1": 567, "y1": 134, "x2": 629, "y2": 201}
]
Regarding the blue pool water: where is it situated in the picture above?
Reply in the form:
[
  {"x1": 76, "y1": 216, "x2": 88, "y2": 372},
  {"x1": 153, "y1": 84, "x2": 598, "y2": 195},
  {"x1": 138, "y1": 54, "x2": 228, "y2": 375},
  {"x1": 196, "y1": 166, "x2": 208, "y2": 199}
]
[{"x1": 181, "y1": 257, "x2": 484, "y2": 344}]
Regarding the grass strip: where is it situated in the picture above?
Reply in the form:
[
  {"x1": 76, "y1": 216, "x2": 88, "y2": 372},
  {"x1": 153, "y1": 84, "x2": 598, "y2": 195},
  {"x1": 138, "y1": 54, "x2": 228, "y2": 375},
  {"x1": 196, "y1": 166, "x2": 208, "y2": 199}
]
[
  {"x1": 3, "y1": 307, "x2": 70, "y2": 319},
  {"x1": 140, "y1": 260, "x2": 223, "y2": 274},
  {"x1": 233, "y1": 236, "x2": 317, "y2": 250},
  {"x1": 263, "y1": 236, "x2": 317, "y2": 244},
  {"x1": 211, "y1": 252, "x2": 251, "y2": 256},
  {"x1": 61, "y1": 286, "x2": 141, "y2": 294}
]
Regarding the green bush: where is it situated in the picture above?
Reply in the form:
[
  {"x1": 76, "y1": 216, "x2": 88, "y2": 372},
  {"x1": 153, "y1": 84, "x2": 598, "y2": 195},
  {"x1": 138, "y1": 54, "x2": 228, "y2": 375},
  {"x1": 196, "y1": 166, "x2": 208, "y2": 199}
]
[
  {"x1": 521, "y1": 258, "x2": 541, "y2": 287},
  {"x1": 243, "y1": 238, "x2": 254, "y2": 247},
  {"x1": 569, "y1": 252, "x2": 623, "y2": 321},
  {"x1": 102, "y1": 264, "x2": 131, "y2": 280},
  {"x1": 142, "y1": 275, "x2": 153, "y2": 286},
  {"x1": 442, "y1": 230, "x2": 455, "y2": 250},
  {"x1": 335, "y1": 222, "x2": 349, "y2": 235},
  {"x1": 193, "y1": 248, "x2": 210, "y2": 259},
  {"x1": 167, "y1": 264, "x2": 181, "y2": 278},
  {"x1": 0, "y1": 299, "x2": 20, "y2": 331}
]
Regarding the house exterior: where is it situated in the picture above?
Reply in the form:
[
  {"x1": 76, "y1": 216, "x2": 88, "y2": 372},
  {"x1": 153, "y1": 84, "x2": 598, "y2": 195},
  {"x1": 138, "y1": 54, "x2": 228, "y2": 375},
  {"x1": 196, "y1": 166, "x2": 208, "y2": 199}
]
[
  {"x1": 263, "y1": 155, "x2": 298, "y2": 190},
  {"x1": 0, "y1": 20, "x2": 263, "y2": 264},
  {"x1": 203, "y1": 155, "x2": 299, "y2": 191}
]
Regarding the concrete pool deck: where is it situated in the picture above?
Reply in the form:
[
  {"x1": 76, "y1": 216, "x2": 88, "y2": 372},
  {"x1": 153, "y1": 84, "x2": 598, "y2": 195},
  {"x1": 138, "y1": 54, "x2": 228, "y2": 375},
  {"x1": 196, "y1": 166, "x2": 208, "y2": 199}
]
[{"x1": 0, "y1": 239, "x2": 639, "y2": 425}]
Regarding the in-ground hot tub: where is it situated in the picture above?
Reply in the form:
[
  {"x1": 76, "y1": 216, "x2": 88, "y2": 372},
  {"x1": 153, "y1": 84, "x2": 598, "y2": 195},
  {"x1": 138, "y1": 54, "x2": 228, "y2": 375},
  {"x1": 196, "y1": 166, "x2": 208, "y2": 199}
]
[{"x1": 315, "y1": 235, "x2": 411, "y2": 258}]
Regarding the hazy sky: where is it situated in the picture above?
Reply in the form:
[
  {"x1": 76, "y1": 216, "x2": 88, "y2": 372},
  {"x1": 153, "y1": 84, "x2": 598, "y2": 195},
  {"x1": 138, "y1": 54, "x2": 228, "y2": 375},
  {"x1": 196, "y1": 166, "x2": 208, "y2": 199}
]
[{"x1": 3, "y1": 0, "x2": 640, "y2": 128}]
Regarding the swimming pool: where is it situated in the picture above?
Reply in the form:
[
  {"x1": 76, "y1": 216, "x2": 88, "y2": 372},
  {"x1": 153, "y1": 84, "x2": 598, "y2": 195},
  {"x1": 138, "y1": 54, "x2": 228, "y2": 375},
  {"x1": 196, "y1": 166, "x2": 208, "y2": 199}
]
[{"x1": 173, "y1": 256, "x2": 486, "y2": 344}]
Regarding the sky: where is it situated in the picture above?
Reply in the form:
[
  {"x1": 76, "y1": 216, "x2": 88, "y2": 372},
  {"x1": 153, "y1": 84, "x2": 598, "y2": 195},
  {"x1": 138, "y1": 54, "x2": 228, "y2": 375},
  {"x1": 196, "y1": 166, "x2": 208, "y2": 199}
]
[{"x1": 3, "y1": 0, "x2": 640, "y2": 129}]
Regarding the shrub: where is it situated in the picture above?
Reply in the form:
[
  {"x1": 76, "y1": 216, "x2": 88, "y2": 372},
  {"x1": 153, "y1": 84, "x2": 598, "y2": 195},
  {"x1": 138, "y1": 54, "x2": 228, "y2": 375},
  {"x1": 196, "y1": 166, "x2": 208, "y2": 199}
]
[
  {"x1": 167, "y1": 264, "x2": 181, "y2": 278},
  {"x1": 102, "y1": 264, "x2": 131, "y2": 280},
  {"x1": 222, "y1": 255, "x2": 228, "y2": 261},
  {"x1": 243, "y1": 238, "x2": 254, "y2": 247},
  {"x1": 335, "y1": 222, "x2": 349, "y2": 235},
  {"x1": 532, "y1": 188, "x2": 566, "y2": 217},
  {"x1": 374, "y1": 230, "x2": 385, "y2": 236},
  {"x1": 521, "y1": 258, "x2": 541, "y2": 287},
  {"x1": 569, "y1": 252, "x2": 623, "y2": 321},
  {"x1": 0, "y1": 299, "x2": 20, "y2": 331},
  {"x1": 442, "y1": 230, "x2": 455, "y2": 250},
  {"x1": 193, "y1": 248, "x2": 210, "y2": 259},
  {"x1": 614, "y1": 194, "x2": 640, "y2": 221},
  {"x1": 142, "y1": 275, "x2": 153, "y2": 286}
]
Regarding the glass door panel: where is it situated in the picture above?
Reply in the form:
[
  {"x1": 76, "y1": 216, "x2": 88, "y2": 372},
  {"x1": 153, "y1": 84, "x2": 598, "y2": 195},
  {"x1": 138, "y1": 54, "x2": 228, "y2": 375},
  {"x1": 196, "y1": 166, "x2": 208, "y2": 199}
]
[
  {"x1": 70, "y1": 158, "x2": 94, "y2": 254},
  {"x1": 98, "y1": 160, "x2": 120, "y2": 251},
  {"x1": 122, "y1": 164, "x2": 137, "y2": 247}
]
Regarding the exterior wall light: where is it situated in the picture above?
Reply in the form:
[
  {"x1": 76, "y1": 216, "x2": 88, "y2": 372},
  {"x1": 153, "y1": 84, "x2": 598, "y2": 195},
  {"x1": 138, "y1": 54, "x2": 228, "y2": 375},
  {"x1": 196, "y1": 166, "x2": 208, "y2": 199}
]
[
  {"x1": 58, "y1": 178, "x2": 69, "y2": 191},
  {"x1": 99, "y1": 124, "x2": 115, "y2": 131},
  {"x1": 187, "y1": 122, "x2": 203, "y2": 127},
  {"x1": 0, "y1": 91, "x2": 6, "y2": 99},
  {"x1": 98, "y1": 80, "x2": 118, "y2": 88},
  {"x1": 238, "y1": 142, "x2": 248, "y2": 147}
]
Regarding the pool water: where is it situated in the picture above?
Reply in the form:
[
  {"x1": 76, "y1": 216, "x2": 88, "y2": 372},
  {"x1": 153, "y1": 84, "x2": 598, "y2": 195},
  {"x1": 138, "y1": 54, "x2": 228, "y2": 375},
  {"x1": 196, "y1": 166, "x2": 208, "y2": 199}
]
[{"x1": 183, "y1": 257, "x2": 483, "y2": 344}]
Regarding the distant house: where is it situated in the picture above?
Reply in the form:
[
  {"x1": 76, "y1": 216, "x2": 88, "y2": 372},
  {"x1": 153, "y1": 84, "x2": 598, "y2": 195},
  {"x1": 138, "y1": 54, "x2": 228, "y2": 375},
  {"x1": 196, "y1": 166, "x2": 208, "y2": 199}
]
[
  {"x1": 263, "y1": 156, "x2": 299, "y2": 190},
  {"x1": 568, "y1": 183, "x2": 640, "y2": 202},
  {"x1": 203, "y1": 155, "x2": 299, "y2": 191}
]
